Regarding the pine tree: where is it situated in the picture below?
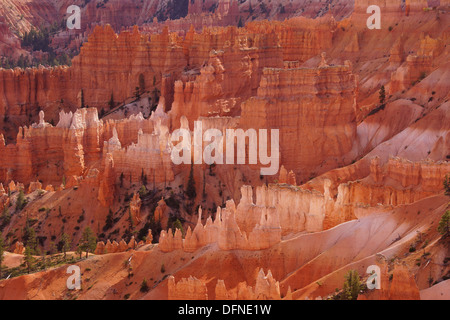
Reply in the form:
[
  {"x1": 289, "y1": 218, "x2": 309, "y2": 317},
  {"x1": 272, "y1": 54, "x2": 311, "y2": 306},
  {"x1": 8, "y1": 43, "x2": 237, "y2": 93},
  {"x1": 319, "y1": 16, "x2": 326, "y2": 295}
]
[
  {"x1": 49, "y1": 241, "x2": 57, "y2": 256},
  {"x1": 341, "y1": 270, "x2": 362, "y2": 300},
  {"x1": 172, "y1": 219, "x2": 184, "y2": 238},
  {"x1": 139, "y1": 74, "x2": 146, "y2": 95},
  {"x1": 76, "y1": 244, "x2": 83, "y2": 259},
  {"x1": 16, "y1": 189, "x2": 26, "y2": 211},
  {"x1": 81, "y1": 89, "x2": 85, "y2": 108},
  {"x1": 0, "y1": 232, "x2": 4, "y2": 278},
  {"x1": 186, "y1": 163, "x2": 196, "y2": 201},
  {"x1": 25, "y1": 226, "x2": 38, "y2": 255},
  {"x1": 444, "y1": 175, "x2": 450, "y2": 196},
  {"x1": 41, "y1": 253, "x2": 47, "y2": 271},
  {"x1": 108, "y1": 92, "x2": 115, "y2": 110},
  {"x1": 140, "y1": 278, "x2": 149, "y2": 292},
  {"x1": 24, "y1": 246, "x2": 35, "y2": 274},
  {"x1": 128, "y1": 207, "x2": 135, "y2": 231},
  {"x1": 80, "y1": 227, "x2": 96, "y2": 259},
  {"x1": 379, "y1": 85, "x2": 386, "y2": 105},
  {"x1": 238, "y1": 17, "x2": 244, "y2": 28},
  {"x1": 120, "y1": 172, "x2": 124, "y2": 188},
  {"x1": 61, "y1": 233, "x2": 71, "y2": 259},
  {"x1": 438, "y1": 211, "x2": 450, "y2": 238}
]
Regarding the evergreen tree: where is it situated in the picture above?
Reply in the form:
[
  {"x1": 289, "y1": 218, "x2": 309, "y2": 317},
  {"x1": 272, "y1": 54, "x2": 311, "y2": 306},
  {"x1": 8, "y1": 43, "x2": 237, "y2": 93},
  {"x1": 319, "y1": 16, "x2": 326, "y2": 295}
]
[
  {"x1": 444, "y1": 175, "x2": 450, "y2": 196},
  {"x1": 25, "y1": 226, "x2": 38, "y2": 255},
  {"x1": 108, "y1": 92, "x2": 115, "y2": 110},
  {"x1": 49, "y1": 241, "x2": 57, "y2": 256},
  {"x1": 80, "y1": 227, "x2": 96, "y2": 259},
  {"x1": 128, "y1": 207, "x2": 135, "y2": 231},
  {"x1": 438, "y1": 211, "x2": 450, "y2": 238},
  {"x1": 76, "y1": 244, "x2": 83, "y2": 259},
  {"x1": 379, "y1": 85, "x2": 386, "y2": 105},
  {"x1": 238, "y1": 17, "x2": 244, "y2": 28},
  {"x1": 152, "y1": 87, "x2": 160, "y2": 106},
  {"x1": 24, "y1": 246, "x2": 35, "y2": 274},
  {"x1": 120, "y1": 172, "x2": 124, "y2": 188},
  {"x1": 16, "y1": 189, "x2": 26, "y2": 211},
  {"x1": 0, "y1": 232, "x2": 4, "y2": 278},
  {"x1": 341, "y1": 270, "x2": 362, "y2": 300},
  {"x1": 40, "y1": 253, "x2": 47, "y2": 271},
  {"x1": 104, "y1": 209, "x2": 114, "y2": 231},
  {"x1": 140, "y1": 278, "x2": 149, "y2": 292},
  {"x1": 172, "y1": 219, "x2": 184, "y2": 238},
  {"x1": 61, "y1": 233, "x2": 71, "y2": 259},
  {"x1": 186, "y1": 163, "x2": 196, "y2": 201},
  {"x1": 139, "y1": 74, "x2": 146, "y2": 95},
  {"x1": 81, "y1": 89, "x2": 85, "y2": 108}
]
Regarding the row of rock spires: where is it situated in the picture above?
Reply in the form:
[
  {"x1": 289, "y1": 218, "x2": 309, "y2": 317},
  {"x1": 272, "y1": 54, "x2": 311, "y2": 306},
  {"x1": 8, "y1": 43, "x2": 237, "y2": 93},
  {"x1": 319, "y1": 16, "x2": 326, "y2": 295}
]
[
  {"x1": 159, "y1": 157, "x2": 449, "y2": 253},
  {"x1": 1, "y1": 3, "x2": 447, "y2": 187},
  {"x1": 159, "y1": 199, "x2": 282, "y2": 252},
  {"x1": 1, "y1": 0, "x2": 443, "y2": 119},
  {"x1": 0, "y1": 15, "x2": 358, "y2": 184},
  {"x1": 168, "y1": 260, "x2": 422, "y2": 300},
  {"x1": 0, "y1": 106, "x2": 174, "y2": 206},
  {"x1": 94, "y1": 232, "x2": 153, "y2": 255},
  {"x1": 10, "y1": 232, "x2": 155, "y2": 256},
  {"x1": 0, "y1": 14, "x2": 336, "y2": 117},
  {"x1": 168, "y1": 268, "x2": 287, "y2": 300},
  {"x1": 5, "y1": 155, "x2": 447, "y2": 255}
]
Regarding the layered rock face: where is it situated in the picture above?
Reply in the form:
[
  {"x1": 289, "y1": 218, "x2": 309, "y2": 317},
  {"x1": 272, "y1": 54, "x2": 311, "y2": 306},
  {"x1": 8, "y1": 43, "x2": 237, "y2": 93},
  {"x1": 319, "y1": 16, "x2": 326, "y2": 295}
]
[
  {"x1": 0, "y1": 108, "x2": 175, "y2": 204},
  {"x1": 169, "y1": 24, "x2": 286, "y2": 127},
  {"x1": 240, "y1": 62, "x2": 358, "y2": 181},
  {"x1": 169, "y1": 268, "x2": 284, "y2": 300},
  {"x1": 160, "y1": 153, "x2": 449, "y2": 252},
  {"x1": 321, "y1": 157, "x2": 449, "y2": 229},
  {"x1": 338, "y1": 157, "x2": 450, "y2": 208},
  {"x1": 390, "y1": 34, "x2": 445, "y2": 95},
  {"x1": 0, "y1": 25, "x2": 185, "y2": 122},
  {"x1": 168, "y1": 276, "x2": 209, "y2": 300},
  {"x1": 359, "y1": 260, "x2": 420, "y2": 300},
  {"x1": 0, "y1": 66, "x2": 71, "y2": 120},
  {"x1": 353, "y1": 0, "x2": 404, "y2": 25},
  {"x1": 1, "y1": 17, "x2": 334, "y2": 128}
]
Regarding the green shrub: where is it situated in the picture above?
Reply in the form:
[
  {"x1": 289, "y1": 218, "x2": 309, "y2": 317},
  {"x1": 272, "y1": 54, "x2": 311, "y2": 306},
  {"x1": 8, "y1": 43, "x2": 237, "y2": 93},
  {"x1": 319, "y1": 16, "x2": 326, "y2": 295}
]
[
  {"x1": 140, "y1": 278, "x2": 149, "y2": 293},
  {"x1": 341, "y1": 270, "x2": 362, "y2": 300},
  {"x1": 438, "y1": 211, "x2": 450, "y2": 237},
  {"x1": 444, "y1": 175, "x2": 450, "y2": 196}
]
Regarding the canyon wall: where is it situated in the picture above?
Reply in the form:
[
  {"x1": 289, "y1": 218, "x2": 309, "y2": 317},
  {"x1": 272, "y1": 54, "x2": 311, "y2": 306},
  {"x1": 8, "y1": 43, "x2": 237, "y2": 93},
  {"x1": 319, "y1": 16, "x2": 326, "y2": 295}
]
[
  {"x1": 0, "y1": 108, "x2": 175, "y2": 204},
  {"x1": 168, "y1": 268, "x2": 284, "y2": 300},
  {"x1": 240, "y1": 62, "x2": 358, "y2": 182},
  {"x1": 159, "y1": 156, "x2": 448, "y2": 253}
]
